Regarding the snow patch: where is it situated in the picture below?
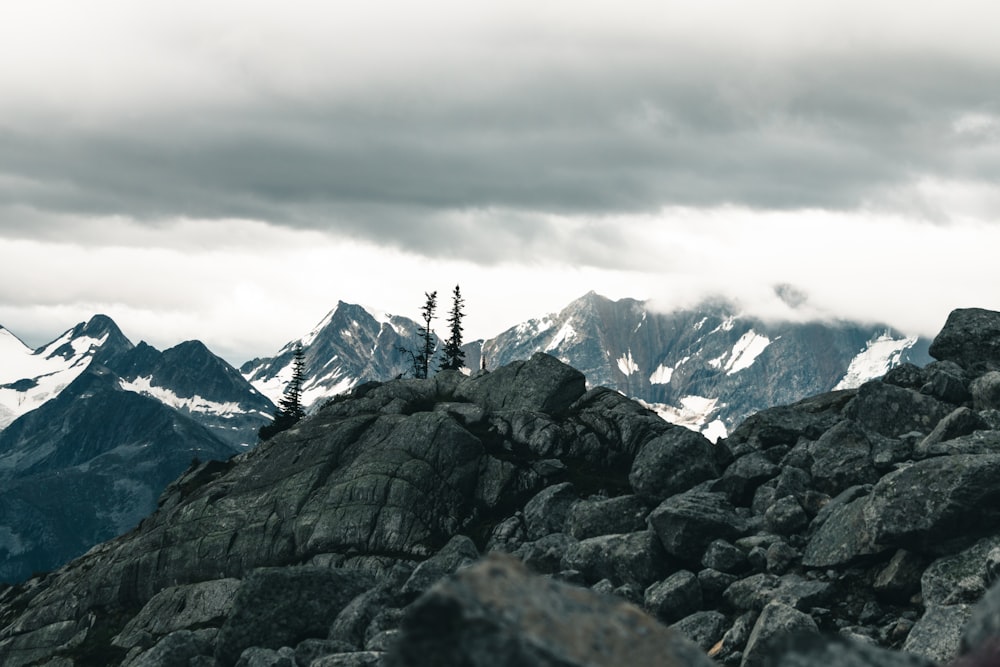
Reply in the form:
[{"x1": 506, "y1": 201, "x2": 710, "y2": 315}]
[
  {"x1": 834, "y1": 333, "x2": 918, "y2": 390},
  {"x1": 0, "y1": 331, "x2": 109, "y2": 429},
  {"x1": 545, "y1": 321, "x2": 578, "y2": 351},
  {"x1": 725, "y1": 330, "x2": 772, "y2": 375},
  {"x1": 649, "y1": 363, "x2": 674, "y2": 385},
  {"x1": 702, "y1": 419, "x2": 729, "y2": 443},
  {"x1": 645, "y1": 395, "x2": 718, "y2": 429},
  {"x1": 120, "y1": 376, "x2": 243, "y2": 416},
  {"x1": 617, "y1": 350, "x2": 639, "y2": 376}
]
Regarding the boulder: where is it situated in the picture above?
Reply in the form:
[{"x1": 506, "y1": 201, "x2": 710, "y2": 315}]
[
  {"x1": 399, "y1": 535, "x2": 478, "y2": 596},
  {"x1": 725, "y1": 391, "x2": 853, "y2": 456},
  {"x1": 670, "y1": 610, "x2": 729, "y2": 652},
  {"x1": 214, "y1": 567, "x2": 375, "y2": 666},
  {"x1": 510, "y1": 533, "x2": 577, "y2": 574},
  {"x1": 764, "y1": 496, "x2": 809, "y2": 536},
  {"x1": 563, "y1": 494, "x2": 648, "y2": 540},
  {"x1": 921, "y1": 535, "x2": 1000, "y2": 606},
  {"x1": 928, "y1": 308, "x2": 1000, "y2": 375},
  {"x1": 385, "y1": 554, "x2": 715, "y2": 667},
  {"x1": 560, "y1": 530, "x2": 669, "y2": 588},
  {"x1": 971, "y1": 372, "x2": 1000, "y2": 410},
  {"x1": 629, "y1": 428, "x2": 720, "y2": 503},
  {"x1": 919, "y1": 362, "x2": 972, "y2": 405},
  {"x1": 808, "y1": 421, "x2": 879, "y2": 495},
  {"x1": 916, "y1": 407, "x2": 989, "y2": 456},
  {"x1": 648, "y1": 491, "x2": 749, "y2": 563},
  {"x1": 303, "y1": 411, "x2": 485, "y2": 559},
  {"x1": 863, "y1": 454, "x2": 1000, "y2": 552},
  {"x1": 644, "y1": 570, "x2": 702, "y2": 623},
  {"x1": 768, "y1": 635, "x2": 938, "y2": 666},
  {"x1": 962, "y1": 577, "x2": 1000, "y2": 655},
  {"x1": 113, "y1": 578, "x2": 240, "y2": 651},
  {"x1": 844, "y1": 381, "x2": 952, "y2": 439},
  {"x1": 902, "y1": 604, "x2": 972, "y2": 664},
  {"x1": 128, "y1": 630, "x2": 213, "y2": 667},
  {"x1": 701, "y1": 539, "x2": 750, "y2": 575},
  {"x1": 713, "y1": 452, "x2": 780, "y2": 505},
  {"x1": 522, "y1": 483, "x2": 577, "y2": 541},
  {"x1": 874, "y1": 550, "x2": 926, "y2": 603},
  {"x1": 454, "y1": 352, "x2": 586, "y2": 415},
  {"x1": 741, "y1": 600, "x2": 818, "y2": 667},
  {"x1": 233, "y1": 646, "x2": 296, "y2": 667},
  {"x1": 802, "y1": 494, "x2": 878, "y2": 568}
]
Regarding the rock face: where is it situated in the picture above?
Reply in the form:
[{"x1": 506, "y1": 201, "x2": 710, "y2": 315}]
[{"x1": 0, "y1": 308, "x2": 999, "y2": 667}]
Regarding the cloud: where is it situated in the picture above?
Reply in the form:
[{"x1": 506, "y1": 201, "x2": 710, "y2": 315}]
[{"x1": 2, "y1": 1, "x2": 999, "y2": 269}]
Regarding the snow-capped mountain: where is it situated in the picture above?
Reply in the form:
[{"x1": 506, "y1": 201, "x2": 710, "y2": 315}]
[
  {"x1": 241, "y1": 301, "x2": 444, "y2": 407},
  {"x1": 0, "y1": 315, "x2": 132, "y2": 430},
  {"x1": 244, "y1": 293, "x2": 929, "y2": 442},
  {"x1": 482, "y1": 292, "x2": 930, "y2": 440},
  {"x1": 0, "y1": 315, "x2": 274, "y2": 583}
]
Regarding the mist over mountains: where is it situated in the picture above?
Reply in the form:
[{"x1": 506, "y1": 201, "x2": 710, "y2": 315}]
[{"x1": 245, "y1": 292, "x2": 930, "y2": 441}]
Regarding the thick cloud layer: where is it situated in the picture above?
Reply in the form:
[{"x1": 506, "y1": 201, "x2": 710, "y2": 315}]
[{"x1": 1, "y1": 1, "x2": 999, "y2": 360}]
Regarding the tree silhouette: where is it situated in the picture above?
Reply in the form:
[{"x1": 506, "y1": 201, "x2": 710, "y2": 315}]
[
  {"x1": 259, "y1": 342, "x2": 307, "y2": 441},
  {"x1": 416, "y1": 290, "x2": 437, "y2": 379},
  {"x1": 439, "y1": 284, "x2": 466, "y2": 371}
]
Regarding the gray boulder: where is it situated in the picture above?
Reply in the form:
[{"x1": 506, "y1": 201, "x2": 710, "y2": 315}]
[
  {"x1": 670, "y1": 610, "x2": 729, "y2": 652},
  {"x1": 644, "y1": 570, "x2": 702, "y2": 623},
  {"x1": 916, "y1": 407, "x2": 989, "y2": 456},
  {"x1": 454, "y1": 352, "x2": 586, "y2": 414},
  {"x1": 808, "y1": 420, "x2": 879, "y2": 495},
  {"x1": 628, "y1": 428, "x2": 720, "y2": 503},
  {"x1": 113, "y1": 578, "x2": 240, "y2": 651},
  {"x1": 563, "y1": 494, "x2": 648, "y2": 540},
  {"x1": 971, "y1": 371, "x2": 1000, "y2": 410},
  {"x1": 128, "y1": 630, "x2": 213, "y2": 667},
  {"x1": 902, "y1": 604, "x2": 972, "y2": 664},
  {"x1": 522, "y1": 483, "x2": 577, "y2": 540},
  {"x1": 385, "y1": 554, "x2": 715, "y2": 667},
  {"x1": 648, "y1": 491, "x2": 748, "y2": 563},
  {"x1": 399, "y1": 535, "x2": 478, "y2": 596},
  {"x1": 873, "y1": 550, "x2": 926, "y2": 603},
  {"x1": 845, "y1": 381, "x2": 953, "y2": 439},
  {"x1": 214, "y1": 567, "x2": 374, "y2": 666},
  {"x1": 741, "y1": 600, "x2": 818, "y2": 667},
  {"x1": 921, "y1": 535, "x2": 1000, "y2": 606},
  {"x1": 768, "y1": 635, "x2": 938, "y2": 666},
  {"x1": 962, "y1": 577, "x2": 1000, "y2": 655},
  {"x1": 802, "y1": 494, "x2": 877, "y2": 568},
  {"x1": 560, "y1": 530, "x2": 669, "y2": 588},
  {"x1": 928, "y1": 308, "x2": 1000, "y2": 375},
  {"x1": 713, "y1": 452, "x2": 780, "y2": 505},
  {"x1": 864, "y1": 454, "x2": 1000, "y2": 551},
  {"x1": 234, "y1": 646, "x2": 295, "y2": 667}
]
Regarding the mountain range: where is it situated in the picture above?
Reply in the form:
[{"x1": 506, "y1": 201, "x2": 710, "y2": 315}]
[
  {"x1": 244, "y1": 292, "x2": 931, "y2": 440},
  {"x1": 0, "y1": 316, "x2": 273, "y2": 582},
  {"x1": 0, "y1": 292, "x2": 930, "y2": 583}
]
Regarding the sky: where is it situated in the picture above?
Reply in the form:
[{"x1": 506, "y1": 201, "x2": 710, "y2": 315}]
[{"x1": 1, "y1": 1, "x2": 999, "y2": 365}]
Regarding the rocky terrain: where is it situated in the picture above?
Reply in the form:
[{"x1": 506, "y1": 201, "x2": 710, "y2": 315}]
[{"x1": 1, "y1": 307, "x2": 999, "y2": 667}]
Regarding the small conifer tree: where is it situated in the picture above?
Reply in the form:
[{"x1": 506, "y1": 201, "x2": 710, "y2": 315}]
[
  {"x1": 259, "y1": 342, "x2": 307, "y2": 440},
  {"x1": 439, "y1": 284, "x2": 466, "y2": 371},
  {"x1": 416, "y1": 290, "x2": 437, "y2": 379}
]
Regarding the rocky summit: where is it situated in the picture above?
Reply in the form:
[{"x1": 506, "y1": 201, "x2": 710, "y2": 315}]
[{"x1": 2, "y1": 308, "x2": 1000, "y2": 667}]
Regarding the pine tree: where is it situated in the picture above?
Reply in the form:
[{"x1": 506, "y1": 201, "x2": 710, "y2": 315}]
[
  {"x1": 439, "y1": 284, "x2": 466, "y2": 371},
  {"x1": 416, "y1": 290, "x2": 437, "y2": 379},
  {"x1": 259, "y1": 342, "x2": 307, "y2": 440}
]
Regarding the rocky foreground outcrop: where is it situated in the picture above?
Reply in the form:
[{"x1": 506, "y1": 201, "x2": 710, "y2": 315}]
[{"x1": 2, "y1": 308, "x2": 1000, "y2": 667}]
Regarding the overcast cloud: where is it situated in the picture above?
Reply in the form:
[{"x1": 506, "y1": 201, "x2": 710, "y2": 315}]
[{"x1": 1, "y1": 1, "x2": 999, "y2": 363}]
